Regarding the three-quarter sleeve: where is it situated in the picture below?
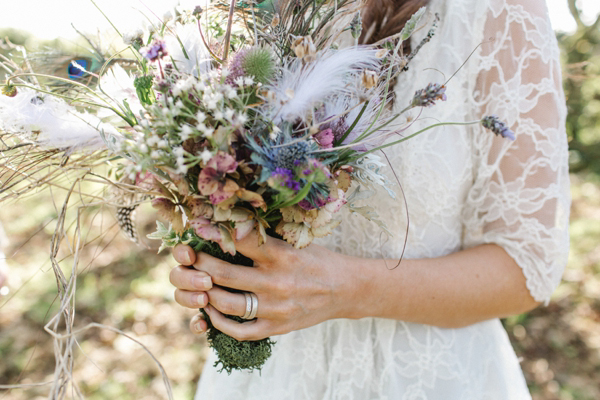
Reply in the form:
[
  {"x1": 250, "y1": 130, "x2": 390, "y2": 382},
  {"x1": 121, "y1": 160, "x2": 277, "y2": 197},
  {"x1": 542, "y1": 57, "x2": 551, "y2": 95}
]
[{"x1": 463, "y1": 0, "x2": 571, "y2": 304}]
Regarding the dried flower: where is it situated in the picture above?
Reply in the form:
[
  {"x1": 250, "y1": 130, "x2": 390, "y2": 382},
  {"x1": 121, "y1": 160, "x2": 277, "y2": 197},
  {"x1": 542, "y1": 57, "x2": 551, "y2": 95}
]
[
  {"x1": 361, "y1": 69, "x2": 378, "y2": 89},
  {"x1": 481, "y1": 115, "x2": 516, "y2": 141},
  {"x1": 2, "y1": 84, "x2": 17, "y2": 98},
  {"x1": 292, "y1": 35, "x2": 317, "y2": 60},
  {"x1": 271, "y1": 13, "x2": 280, "y2": 27},
  {"x1": 193, "y1": 5, "x2": 203, "y2": 17},
  {"x1": 411, "y1": 83, "x2": 447, "y2": 107}
]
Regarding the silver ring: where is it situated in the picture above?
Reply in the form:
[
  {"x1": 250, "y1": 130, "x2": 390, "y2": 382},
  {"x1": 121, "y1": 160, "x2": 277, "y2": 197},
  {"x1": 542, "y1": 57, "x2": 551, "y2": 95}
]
[
  {"x1": 248, "y1": 293, "x2": 258, "y2": 320},
  {"x1": 242, "y1": 292, "x2": 252, "y2": 319}
]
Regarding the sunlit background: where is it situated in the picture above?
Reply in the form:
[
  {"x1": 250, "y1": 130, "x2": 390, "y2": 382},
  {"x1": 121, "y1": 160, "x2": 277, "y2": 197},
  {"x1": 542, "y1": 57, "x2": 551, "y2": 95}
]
[{"x1": 0, "y1": 0, "x2": 599, "y2": 39}]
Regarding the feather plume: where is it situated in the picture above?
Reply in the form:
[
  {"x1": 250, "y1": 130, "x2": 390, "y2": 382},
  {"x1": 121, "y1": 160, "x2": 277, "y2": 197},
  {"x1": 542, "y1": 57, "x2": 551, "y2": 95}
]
[
  {"x1": 265, "y1": 47, "x2": 380, "y2": 123},
  {"x1": 0, "y1": 89, "x2": 120, "y2": 151},
  {"x1": 165, "y1": 23, "x2": 214, "y2": 77}
]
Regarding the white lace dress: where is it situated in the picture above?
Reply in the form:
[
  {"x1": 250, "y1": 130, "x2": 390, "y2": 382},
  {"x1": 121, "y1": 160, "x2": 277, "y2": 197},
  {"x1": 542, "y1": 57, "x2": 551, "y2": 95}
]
[{"x1": 195, "y1": 0, "x2": 570, "y2": 398}]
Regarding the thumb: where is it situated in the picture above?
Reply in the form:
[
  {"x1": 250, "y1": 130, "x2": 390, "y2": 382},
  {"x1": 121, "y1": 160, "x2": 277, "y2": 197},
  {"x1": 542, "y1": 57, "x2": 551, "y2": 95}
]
[{"x1": 173, "y1": 243, "x2": 196, "y2": 266}]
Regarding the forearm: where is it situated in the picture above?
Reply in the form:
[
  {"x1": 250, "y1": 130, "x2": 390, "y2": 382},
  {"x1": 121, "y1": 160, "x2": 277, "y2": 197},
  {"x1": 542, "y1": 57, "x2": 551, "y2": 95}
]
[{"x1": 340, "y1": 244, "x2": 540, "y2": 328}]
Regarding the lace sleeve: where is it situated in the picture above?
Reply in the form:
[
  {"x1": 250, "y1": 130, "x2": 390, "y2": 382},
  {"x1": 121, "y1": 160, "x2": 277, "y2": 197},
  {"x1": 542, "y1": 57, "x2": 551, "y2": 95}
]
[{"x1": 463, "y1": 0, "x2": 571, "y2": 304}]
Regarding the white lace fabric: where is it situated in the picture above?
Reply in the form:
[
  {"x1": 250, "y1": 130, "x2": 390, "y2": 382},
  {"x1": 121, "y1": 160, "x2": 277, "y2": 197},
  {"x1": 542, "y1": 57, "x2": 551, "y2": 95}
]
[{"x1": 195, "y1": 0, "x2": 570, "y2": 398}]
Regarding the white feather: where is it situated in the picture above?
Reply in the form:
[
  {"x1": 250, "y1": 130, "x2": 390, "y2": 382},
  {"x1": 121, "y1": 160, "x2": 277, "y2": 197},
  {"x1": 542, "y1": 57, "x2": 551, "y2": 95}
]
[
  {"x1": 165, "y1": 23, "x2": 213, "y2": 77},
  {"x1": 99, "y1": 64, "x2": 144, "y2": 119},
  {"x1": 0, "y1": 89, "x2": 120, "y2": 151},
  {"x1": 266, "y1": 47, "x2": 380, "y2": 123}
]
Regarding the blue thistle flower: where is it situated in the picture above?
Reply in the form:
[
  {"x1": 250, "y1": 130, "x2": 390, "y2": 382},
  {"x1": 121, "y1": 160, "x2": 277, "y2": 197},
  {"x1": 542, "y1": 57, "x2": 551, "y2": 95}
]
[
  {"x1": 411, "y1": 83, "x2": 447, "y2": 107},
  {"x1": 481, "y1": 115, "x2": 516, "y2": 141},
  {"x1": 273, "y1": 141, "x2": 311, "y2": 170}
]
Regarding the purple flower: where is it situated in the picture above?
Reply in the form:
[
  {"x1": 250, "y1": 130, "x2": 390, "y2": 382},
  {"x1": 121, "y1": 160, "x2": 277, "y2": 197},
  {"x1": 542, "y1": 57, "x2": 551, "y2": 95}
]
[
  {"x1": 481, "y1": 115, "x2": 516, "y2": 141},
  {"x1": 271, "y1": 168, "x2": 301, "y2": 191},
  {"x1": 411, "y1": 83, "x2": 447, "y2": 107},
  {"x1": 143, "y1": 40, "x2": 168, "y2": 62}
]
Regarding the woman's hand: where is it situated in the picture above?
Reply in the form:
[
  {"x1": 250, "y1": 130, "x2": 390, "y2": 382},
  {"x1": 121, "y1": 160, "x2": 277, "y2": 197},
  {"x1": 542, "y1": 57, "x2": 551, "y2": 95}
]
[{"x1": 170, "y1": 233, "x2": 361, "y2": 341}]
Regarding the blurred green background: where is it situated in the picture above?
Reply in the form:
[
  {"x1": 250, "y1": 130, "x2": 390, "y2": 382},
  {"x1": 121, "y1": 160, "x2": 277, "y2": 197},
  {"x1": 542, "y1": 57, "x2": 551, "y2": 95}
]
[{"x1": 1, "y1": 2, "x2": 600, "y2": 400}]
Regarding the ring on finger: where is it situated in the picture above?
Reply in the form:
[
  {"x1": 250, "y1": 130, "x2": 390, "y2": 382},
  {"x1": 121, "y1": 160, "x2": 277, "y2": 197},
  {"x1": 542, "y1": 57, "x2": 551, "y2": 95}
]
[
  {"x1": 248, "y1": 292, "x2": 258, "y2": 320},
  {"x1": 242, "y1": 292, "x2": 253, "y2": 319}
]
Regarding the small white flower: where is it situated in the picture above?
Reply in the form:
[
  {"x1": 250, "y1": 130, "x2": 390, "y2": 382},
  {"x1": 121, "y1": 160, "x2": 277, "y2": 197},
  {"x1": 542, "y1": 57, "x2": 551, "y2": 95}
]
[
  {"x1": 270, "y1": 125, "x2": 281, "y2": 140},
  {"x1": 234, "y1": 77, "x2": 245, "y2": 87},
  {"x1": 214, "y1": 110, "x2": 224, "y2": 120},
  {"x1": 163, "y1": 11, "x2": 173, "y2": 22},
  {"x1": 158, "y1": 139, "x2": 168, "y2": 148},
  {"x1": 212, "y1": 92, "x2": 224, "y2": 102},
  {"x1": 226, "y1": 88, "x2": 238, "y2": 99},
  {"x1": 151, "y1": 150, "x2": 161, "y2": 159},
  {"x1": 237, "y1": 113, "x2": 248, "y2": 125},
  {"x1": 224, "y1": 108, "x2": 234, "y2": 121},
  {"x1": 200, "y1": 149, "x2": 213, "y2": 163},
  {"x1": 244, "y1": 76, "x2": 254, "y2": 86},
  {"x1": 207, "y1": 100, "x2": 217, "y2": 109},
  {"x1": 146, "y1": 136, "x2": 159, "y2": 146},
  {"x1": 180, "y1": 125, "x2": 193, "y2": 140},
  {"x1": 174, "y1": 146, "x2": 185, "y2": 157},
  {"x1": 135, "y1": 165, "x2": 143, "y2": 172},
  {"x1": 139, "y1": 143, "x2": 149, "y2": 153},
  {"x1": 203, "y1": 127, "x2": 214, "y2": 138},
  {"x1": 196, "y1": 111, "x2": 206, "y2": 122}
]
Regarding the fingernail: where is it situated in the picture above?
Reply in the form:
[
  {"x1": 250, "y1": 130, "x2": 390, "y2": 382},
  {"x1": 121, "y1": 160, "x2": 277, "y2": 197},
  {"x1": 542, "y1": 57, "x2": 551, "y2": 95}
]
[
  {"x1": 195, "y1": 293, "x2": 205, "y2": 307},
  {"x1": 194, "y1": 322, "x2": 204, "y2": 333},
  {"x1": 181, "y1": 251, "x2": 192, "y2": 265},
  {"x1": 193, "y1": 276, "x2": 212, "y2": 290}
]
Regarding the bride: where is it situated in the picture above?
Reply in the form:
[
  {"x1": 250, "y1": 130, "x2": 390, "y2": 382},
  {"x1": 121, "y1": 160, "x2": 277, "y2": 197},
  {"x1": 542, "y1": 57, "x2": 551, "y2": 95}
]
[{"x1": 170, "y1": 0, "x2": 570, "y2": 398}]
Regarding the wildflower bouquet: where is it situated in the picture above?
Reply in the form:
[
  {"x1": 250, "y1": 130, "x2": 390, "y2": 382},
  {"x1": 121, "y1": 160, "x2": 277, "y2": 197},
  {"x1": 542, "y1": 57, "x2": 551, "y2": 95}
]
[{"x1": 0, "y1": 0, "x2": 514, "y2": 374}]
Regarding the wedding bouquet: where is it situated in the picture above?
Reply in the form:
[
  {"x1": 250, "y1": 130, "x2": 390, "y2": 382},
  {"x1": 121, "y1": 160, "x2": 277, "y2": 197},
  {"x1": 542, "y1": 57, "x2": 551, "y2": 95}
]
[{"x1": 0, "y1": 0, "x2": 514, "y2": 374}]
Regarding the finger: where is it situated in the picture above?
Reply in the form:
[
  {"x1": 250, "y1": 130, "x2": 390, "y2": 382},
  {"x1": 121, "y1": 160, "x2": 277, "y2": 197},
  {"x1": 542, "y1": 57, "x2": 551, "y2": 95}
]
[
  {"x1": 206, "y1": 286, "x2": 250, "y2": 318},
  {"x1": 204, "y1": 305, "x2": 269, "y2": 341},
  {"x1": 193, "y1": 252, "x2": 265, "y2": 292},
  {"x1": 173, "y1": 244, "x2": 196, "y2": 266},
  {"x1": 234, "y1": 229, "x2": 286, "y2": 264},
  {"x1": 170, "y1": 265, "x2": 212, "y2": 291},
  {"x1": 174, "y1": 289, "x2": 208, "y2": 309},
  {"x1": 190, "y1": 313, "x2": 207, "y2": 335}
]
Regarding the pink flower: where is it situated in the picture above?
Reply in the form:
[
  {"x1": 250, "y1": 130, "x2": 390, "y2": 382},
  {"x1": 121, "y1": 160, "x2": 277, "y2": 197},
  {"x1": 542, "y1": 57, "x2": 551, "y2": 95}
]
[
  {"x1": 190, "y1": 217, "x2": 222, "y2": 242},
  {"x1": 315, "y1": 129, "x2": 334, "y2": 149},
  {"x1": 197, "y1": 152, "x2": 240, "y2": 205}
]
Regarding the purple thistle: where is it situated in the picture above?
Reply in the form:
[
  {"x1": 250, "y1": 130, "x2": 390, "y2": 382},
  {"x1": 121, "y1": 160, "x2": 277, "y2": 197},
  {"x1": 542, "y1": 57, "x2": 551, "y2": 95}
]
[
  {"x1": 143, "y1": 40, "x2": 168, "y2": 62},
  {"x1": 411, "y1": 83, "x2": 447, "y2": 107},
  {"x1": 481, "y1": 115, "x2": 516, "y2": 141},
  {"x1": 271, "y1": 168, "x2": 301, "y2": 191}
]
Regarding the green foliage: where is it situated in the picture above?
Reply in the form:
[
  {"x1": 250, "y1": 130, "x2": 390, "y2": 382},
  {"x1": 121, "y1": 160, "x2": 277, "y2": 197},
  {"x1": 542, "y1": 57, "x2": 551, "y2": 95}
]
[{"x1": 559, "y1": 5, "x2": 600, "y2": 175}]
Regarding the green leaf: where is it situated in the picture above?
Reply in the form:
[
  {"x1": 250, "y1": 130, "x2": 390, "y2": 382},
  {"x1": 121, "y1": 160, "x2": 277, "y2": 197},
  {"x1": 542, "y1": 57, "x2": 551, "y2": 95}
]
[{"x1": 400, "y1": 7, "x2": 426, "y2": 41}]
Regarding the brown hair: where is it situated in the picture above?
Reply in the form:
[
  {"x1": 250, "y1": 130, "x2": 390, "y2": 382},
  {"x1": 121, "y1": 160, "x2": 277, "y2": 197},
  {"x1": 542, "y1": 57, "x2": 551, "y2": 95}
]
[{"x1": 360, "y1": 0, "x2": 429, "y2": 44}]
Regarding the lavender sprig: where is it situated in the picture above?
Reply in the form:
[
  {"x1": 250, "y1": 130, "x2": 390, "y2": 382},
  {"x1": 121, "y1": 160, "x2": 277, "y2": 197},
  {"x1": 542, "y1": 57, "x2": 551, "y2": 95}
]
[
  {"x1": 481, "y1": 115, "x2": 516, "y2": 141},
  {"x1": 411, "y1": 83, "x2": 447, "y2": 107}
]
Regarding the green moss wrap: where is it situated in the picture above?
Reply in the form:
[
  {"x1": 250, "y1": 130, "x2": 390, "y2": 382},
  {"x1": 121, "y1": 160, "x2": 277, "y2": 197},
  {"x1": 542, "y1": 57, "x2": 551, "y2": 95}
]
[{"x1": 197, "y1": 240, "x2": 275, "y2": 374}]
